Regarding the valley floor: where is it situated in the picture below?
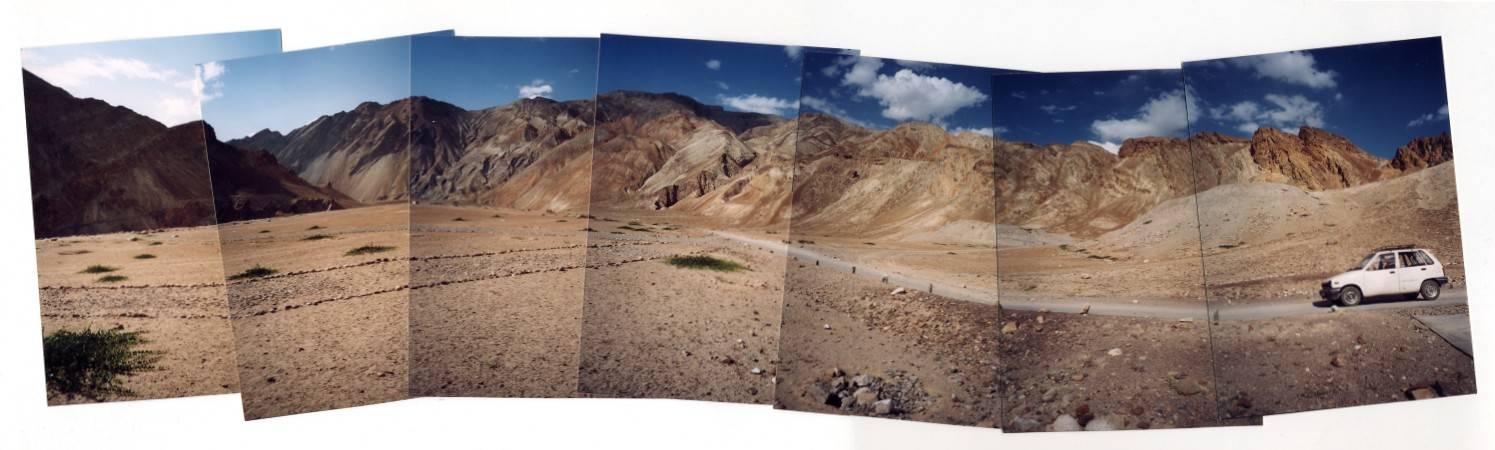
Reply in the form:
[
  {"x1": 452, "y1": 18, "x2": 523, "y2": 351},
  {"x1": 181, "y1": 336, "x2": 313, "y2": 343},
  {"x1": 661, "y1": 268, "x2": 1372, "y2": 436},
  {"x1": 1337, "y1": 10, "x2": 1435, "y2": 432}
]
[
  {"x1": 36, "y1": 224, "x2": 237, "y2": 405},
  {"x1": 576, "y1": 212, "x2": 783, "y2": 404},
  {"x1": 218, "y1": 204, "x2": 410, "y2": 419},
  {"x1": 408, "y1": 205, "x2": 586, "y2": 398}
]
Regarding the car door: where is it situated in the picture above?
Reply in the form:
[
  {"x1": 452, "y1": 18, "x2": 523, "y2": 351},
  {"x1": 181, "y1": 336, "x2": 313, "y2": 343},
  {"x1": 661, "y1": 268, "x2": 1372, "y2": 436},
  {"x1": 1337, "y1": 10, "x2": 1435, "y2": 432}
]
[
  {"x1": 1398, "y1": 251, "x2": 1428, "y2": 292},
  {"x1": 1363, "y1": 252, "x2": 1400, "y2": 297}
]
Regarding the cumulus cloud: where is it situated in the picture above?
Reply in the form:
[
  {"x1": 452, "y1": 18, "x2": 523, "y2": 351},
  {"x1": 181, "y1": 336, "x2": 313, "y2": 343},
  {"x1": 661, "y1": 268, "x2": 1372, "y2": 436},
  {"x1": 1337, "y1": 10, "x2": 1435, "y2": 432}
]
[
  {"x1": 519, "y1": 79, "x2": 554, "y2": 99},
  {"x1": 718, "y1": 94, "x2": 798, "y2": 115},
  {"x1": 895, "y1": 59, "x2": 935, "y2": 71},
  {"x1": 1090, "y1": 89, "x2": 1194, "y2": 144},
  {"x1": 840, "y1": 59, "x2": 988, "y2": 124},
  {"x1": 1229, "y1": 51, "x2": 1338, "y2": 89},
  {"x1": 714, "y1": 81, "x2": 731, "y2": 90},
  {"x1": 23, "y1": 54, "x2": 236, "y2": 126},
  {"x1": 1210, "y1": 94, "x2": 1326, "y2": 133},
  {"x1": 705, "y1": 59, "x2": 722, "y2": 70},
  {"x1": 1407, "y1": 104, "x2": 1449, "y2": 127},
  {"x1": 784, "y1": 46, "x2": 803, "y2": 59}
]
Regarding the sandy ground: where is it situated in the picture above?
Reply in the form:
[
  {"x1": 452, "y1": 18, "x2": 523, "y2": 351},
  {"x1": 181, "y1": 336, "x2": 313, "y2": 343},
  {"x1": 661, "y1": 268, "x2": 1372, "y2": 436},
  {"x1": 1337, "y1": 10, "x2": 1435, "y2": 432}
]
[
  {"x1": 577, "y1": 211, "x2": 784, "y2": 403},
  {"x1": 784, "y1": 235, "x2": 998, "y2": 295},
  {"x1": 408, "y1": 205, "x2": 585, "y2": 397},
  {"x1": 1212, "y1": 303, "x2": 1476, "y2": 418},
  {"x1": 219, "y1": 204, "x2": 410, "y2": 419},
  {"x1": 998, "y1": 310, "x2": 1224, "y2": 432},
  {"x1": 35, "y1": 224, "x2": 237, "y2": 405},
  {"x1": 775, "y1": 263, "x2": 1002, "y2": 427}
]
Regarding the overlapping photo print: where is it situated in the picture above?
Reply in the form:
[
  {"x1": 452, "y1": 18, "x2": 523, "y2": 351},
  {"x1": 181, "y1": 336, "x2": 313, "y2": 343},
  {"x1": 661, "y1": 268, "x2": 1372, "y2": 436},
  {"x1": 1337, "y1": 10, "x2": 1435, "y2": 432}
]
[
  {"x1": 1185, "y1": 37, "x2": 1475, "y2": 418},
  {"x1": 408, "y1": 36, "x2": 598, "y2": 398},
  {"x1": 22, "y1": 30, "x2": 281, "y2": 405},
  {"x1": 775, "y1": 54, "x2": 1006, "y2": 427},
  {"x1": 578, "y1": 35, "x2": 844, "y2": 403},
  {"x1": 991, "y1": 69, "x2": 1223, "y2": 431},
  {"x1": 204, "y1": 32, "x2": 451, "y2": 419}
]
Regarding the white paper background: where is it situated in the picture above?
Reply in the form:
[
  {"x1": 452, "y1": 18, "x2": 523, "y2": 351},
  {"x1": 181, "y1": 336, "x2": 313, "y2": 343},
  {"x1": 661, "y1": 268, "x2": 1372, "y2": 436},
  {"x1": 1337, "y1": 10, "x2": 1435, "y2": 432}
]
[{"x1": 2, "y1": 1, "x2": 1492, "y2": 449}]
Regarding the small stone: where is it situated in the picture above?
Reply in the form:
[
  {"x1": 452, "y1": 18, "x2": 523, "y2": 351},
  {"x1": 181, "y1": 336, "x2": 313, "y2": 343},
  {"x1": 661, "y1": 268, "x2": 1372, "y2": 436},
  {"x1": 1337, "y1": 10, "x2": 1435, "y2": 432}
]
[
  {"x1": 873, "y1": 399, "x2": 894, "y2": 415},
  {"x1": 1407, "y1": 387, "x2": 1439, "y2": 400},
  {"x1": 1071, "y1": 373, "x2": 1085, "y2": 382},
  {"x1": 1330, "y1": 355, "x2": 1344, "y2": 368},
  {"x1": 1106, "y1": 348, "x2": 1123, "y2": 357},
  {"x1": 1080, "y1": 303, "x2": 1092, "y2": 314},
  {"x1": 1002, "y1": 321, "x2": 1018, "y2": 334},
  {"x1": 1040, "y1": 388, "x2": 1057, "y2": 402},
  {"x1": 1084, "y1": 415, "x2": 1118, "y2": 431},
  {"x1": 1050, "y1": 414, "x2": 1083, "y2": 432},
  {"x1": 852, "y1": 387, "x2": 878, "y2": 406},
  {"x1": 891, "y1": 287, "x2": 906, "y2": 295},
  {"x1": 750, "y1": 367, "x2": 764, "y2": 375},
  {"x1": 852, "y1": 374, "x2": 875, "y2": 387},
  {"x1": 823, "y1": 323, "x2": 832, "y2": 330}
]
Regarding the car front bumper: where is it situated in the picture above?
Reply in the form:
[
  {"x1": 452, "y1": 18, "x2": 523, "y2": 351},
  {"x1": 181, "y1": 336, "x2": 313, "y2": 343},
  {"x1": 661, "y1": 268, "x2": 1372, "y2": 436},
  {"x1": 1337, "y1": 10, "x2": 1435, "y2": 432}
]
[{"x1": 1320, "y1": 282, "x2": 1342, "y2": 300}]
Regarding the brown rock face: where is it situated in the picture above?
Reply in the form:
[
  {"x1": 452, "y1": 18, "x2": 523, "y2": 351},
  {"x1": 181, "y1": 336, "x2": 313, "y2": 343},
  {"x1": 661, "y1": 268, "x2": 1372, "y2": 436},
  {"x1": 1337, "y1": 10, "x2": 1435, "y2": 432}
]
[
  {"x1": 589, "y1": 90, "x2": 793, "y2": 225},
  {"x1": 1390, "y1": 132, "x2": 1453, "y2": 171},
  {"x1": 204, "y1": 123, "x2": 354, "y2": 223},
  {"x1": 993, "y1": 136, "x2": 1199, "y2": 238},
  {"x1": 1247, "y1": 127, "x2": 1388, "y2": 191}
]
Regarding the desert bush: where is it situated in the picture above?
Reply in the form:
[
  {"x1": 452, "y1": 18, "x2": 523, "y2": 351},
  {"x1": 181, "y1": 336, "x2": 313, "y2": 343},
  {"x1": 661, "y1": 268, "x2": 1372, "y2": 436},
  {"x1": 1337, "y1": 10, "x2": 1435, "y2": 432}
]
[
  {"x1": 79, "y1": 265, "x2": 117, "y2": 274},
  {"x1": 96, "y1": 275, "x2": 128, "y2": 283},
  {"x1": 229, "y1": 265, "x2": 278, "y2": 280},
  {"x1": 666, "y1": 255, "x2": 745, "y2": 272},
  {"x1": 345, "y1": 245, "x2": 395, "y2": 256},
  {"x1": 133, "y1": 254, "x2": 156, "y2": 260},
  {"x1": 43, "y1": 328, "x2": 161, "y2": 401},
  {"x1": 302, "y1": 234, "x2": 333, "y2": 241}
]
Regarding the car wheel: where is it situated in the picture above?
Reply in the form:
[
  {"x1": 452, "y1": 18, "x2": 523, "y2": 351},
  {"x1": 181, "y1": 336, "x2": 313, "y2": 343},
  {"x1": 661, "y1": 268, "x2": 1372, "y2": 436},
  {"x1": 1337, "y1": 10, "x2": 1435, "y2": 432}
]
[
  {"x1": 1420, "y1": 280, "x2": 1441, "y2": 300},
  {"x1": 1339, "y1": 286, "x2": 1362, "y2": 306}
]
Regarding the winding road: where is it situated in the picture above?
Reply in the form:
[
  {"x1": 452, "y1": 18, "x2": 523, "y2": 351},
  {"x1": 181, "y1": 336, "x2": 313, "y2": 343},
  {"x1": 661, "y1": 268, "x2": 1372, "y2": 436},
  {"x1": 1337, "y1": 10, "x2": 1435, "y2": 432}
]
[{"x1": 710, "y1": 230, "x2": 1469, "y2": 322}]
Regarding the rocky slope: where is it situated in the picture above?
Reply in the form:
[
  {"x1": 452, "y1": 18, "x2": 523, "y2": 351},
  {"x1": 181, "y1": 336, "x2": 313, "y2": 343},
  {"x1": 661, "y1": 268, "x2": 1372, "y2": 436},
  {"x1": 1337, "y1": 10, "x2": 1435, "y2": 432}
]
[
  {"x1": 588, "y1": 91, "x2": 793, "y2": 226},
  {"x1": 22, "y1": 70, "x2": 346, "y2": 237},
  {"x1": 1390, "y1": 131, "x2": 1454, "y2": 171},
  {"x1": 227, "y1": 99, "x2": 419, "y2": 204}
]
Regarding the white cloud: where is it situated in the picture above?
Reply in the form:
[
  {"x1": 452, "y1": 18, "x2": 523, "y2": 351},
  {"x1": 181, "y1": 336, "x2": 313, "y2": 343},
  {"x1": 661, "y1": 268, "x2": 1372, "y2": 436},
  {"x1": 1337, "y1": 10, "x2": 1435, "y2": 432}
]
[
  {"x1": 714, "y1": 81, "x2": 731, "y2": 90},
  {"x1": 1090, "y1": 89, "x2": 1194, "y2": 143},
  {"x1": 718, "y1": 94, "x2": 798, "y2": 115},
  {"x1": 1210, "y1": 93, "x2": 1326, "y2": 133},
  {"x1": 953, "y1": 126, "x2": 1005, "y2": 137},
  {"x1": 156, "y1": 96, "x2": 200, "y2": 126},
  {"x1": 784, "y1": 46, "x2": 803, "y2": 59},
  {"x1": 800, "y1": 96, "x2": 872, "y2": 128},
  {"x1": 1039, "y1": 104, "x2": 1075, "y2": 115},
  {"x1": 844, "y1": 63, "x2": 988, "y2": 124},
  {"x1": 705, "y1": 59, "x2": 722, "y2": 70},
  {"x1": 841, "y1": 57, "x2": 884, "y2": 87},
  {"x1": 1407, "y1": 104, "x2": 1449, "y2": 127},
  {"x1": 519, "y1": 79, "x2": 554, "y2": 99},
  {"x1": 1229, "y1": 51, "x2": 1338, "y2": 89},
  {"x1": 26, "y1": 55, "x2": 179, "y2": 88},
  {"x1": 1088, "y1": 140, "x2": 1122, "y2": 154}
]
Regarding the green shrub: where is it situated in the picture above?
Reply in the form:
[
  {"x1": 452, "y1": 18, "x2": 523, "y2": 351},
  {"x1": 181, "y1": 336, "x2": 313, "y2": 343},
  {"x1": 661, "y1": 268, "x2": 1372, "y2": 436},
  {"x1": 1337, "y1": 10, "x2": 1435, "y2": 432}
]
[
  {"x1": 79, "y1": 265, "x2": 117, "y2": 274},
  {"x1": 133, "y1": 254, "x2": 156, "y2": 260},
  {"x1": 345, "y1": 245, "x2": 395, "y2": 256},
  {"x1": 96, "y1": 275, "x2": 128, "y2": 283},
  {"x1": 229, "y1": 265, "x2": 278, "y2": 280},
  {"x1": 43, "y1": 328, "x2": 161, "y2": 400},
  {"x1": 666, "y1": 255, "x2": 745, "y2": 272},
  {"x1": 302, "y1": 234, "x2": 333, "y2": 241}
]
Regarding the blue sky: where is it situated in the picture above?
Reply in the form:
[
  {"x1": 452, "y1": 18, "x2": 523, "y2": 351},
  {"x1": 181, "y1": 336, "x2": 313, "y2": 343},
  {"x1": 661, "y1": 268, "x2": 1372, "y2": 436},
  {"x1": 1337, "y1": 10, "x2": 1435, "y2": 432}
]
[
  {"x1": 596, "y1": 34, "x2": 821, "y2": 117},
  {"x1": 21, "y1": 29, "x2": 280, "y2": 127},
  {"x1": 1184, "y1": 37, "x2": 1450, "y2": 158},
  {"x1": 992, "y1": 69, "x2": 1187, "y2": 153},
  {"x1": 412, "y1": 36, "x2": 598, "y2": 110},
  {"x1": 798, "y1": 52, "x2": 1007, "y2": 135},
  {"x1": 203, "y1": 32, "x2": 453, "y2": 140}
]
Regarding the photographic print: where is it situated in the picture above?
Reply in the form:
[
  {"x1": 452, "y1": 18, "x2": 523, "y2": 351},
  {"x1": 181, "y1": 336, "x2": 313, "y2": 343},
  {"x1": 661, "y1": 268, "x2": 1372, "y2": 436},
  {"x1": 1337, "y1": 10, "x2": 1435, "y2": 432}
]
[
  {"x1": 203, "y1": 32, "x2": 451, "y2": 419},
  {"x1": 1184, "y1": 37, "x2": 1475, "y2": 418},
  {"x1": 577, "y1": 35, "x2": 840, "y2": 403},
  {"x1": 991, "y1": 69, "x2": 1224, "y2": 431},
  {"x1": 407, "y1": 36, "x2": 598, "y2": 398},
  {"x1": 773, "y1": 53, "x2": 1005, "y2": 427},
  {"x1": 22, "y1": 30, "x2": 280, "y2": 405}
]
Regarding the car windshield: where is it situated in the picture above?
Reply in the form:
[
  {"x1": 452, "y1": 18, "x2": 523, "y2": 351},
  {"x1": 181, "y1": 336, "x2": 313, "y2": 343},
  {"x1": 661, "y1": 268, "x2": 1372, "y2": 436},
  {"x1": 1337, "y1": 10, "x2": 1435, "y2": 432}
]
[{"x1": 1353, "y1": 253, "x2": 1375, "y2": 271}]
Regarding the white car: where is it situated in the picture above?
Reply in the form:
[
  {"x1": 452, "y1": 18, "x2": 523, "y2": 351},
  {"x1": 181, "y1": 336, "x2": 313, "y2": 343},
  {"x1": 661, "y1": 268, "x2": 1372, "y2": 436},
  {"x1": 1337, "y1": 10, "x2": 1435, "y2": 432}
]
[{"x1": 1321, "y1": 245, "x2": 1449, "y2": 306}]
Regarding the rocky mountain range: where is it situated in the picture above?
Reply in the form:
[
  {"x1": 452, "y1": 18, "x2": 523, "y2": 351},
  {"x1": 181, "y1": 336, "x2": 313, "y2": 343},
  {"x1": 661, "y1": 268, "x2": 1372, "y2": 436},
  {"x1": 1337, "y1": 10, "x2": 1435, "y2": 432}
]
[
  {"x1": 998, "y1": 125, "x2": 1454, "y2": 238},
  {"x1": 22, "y1": 70, "x2": 344, "y2": 238}
]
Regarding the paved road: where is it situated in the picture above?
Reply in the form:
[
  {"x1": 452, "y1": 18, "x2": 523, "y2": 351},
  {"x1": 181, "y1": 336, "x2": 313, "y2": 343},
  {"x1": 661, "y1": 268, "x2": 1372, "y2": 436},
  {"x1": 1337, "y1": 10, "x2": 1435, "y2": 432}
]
[{"x1": 711, "y1": 231, "x2": 1469, "y2": 321}]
